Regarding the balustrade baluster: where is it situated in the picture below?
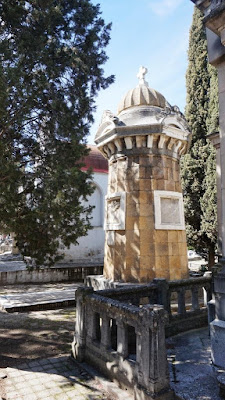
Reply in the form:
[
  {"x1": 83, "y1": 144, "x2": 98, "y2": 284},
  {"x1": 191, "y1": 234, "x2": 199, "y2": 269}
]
[
  {"x1": 178, "y1": 288, "x2": 186, "y2": 315},
  {"x1": 203, "y1": 284, "x2": 212, "y2": 306},
  {"x1": 100, "y1": 314, "x2": 111, "y2": 350},
  {"x1": 116, "y1": 320, "x2": 128, "y2": 358},
  {"x1": 168, "y1": 291, "x2": 172, "y2": 317},
  {"x1": 87, "y1": 309, "x2": 97, "y2": 341},
  {"x1": 191, "y1": 287, "x2": 200, "y2": 311}
]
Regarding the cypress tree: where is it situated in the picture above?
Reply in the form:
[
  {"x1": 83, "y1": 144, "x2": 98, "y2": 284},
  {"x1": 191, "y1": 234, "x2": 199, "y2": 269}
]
[
  {"x1": 0, "y1": 0, "x2": 114, "y2": 266},
  {"x1": 181, "y1": 6, "x2": 218, "y2": 267}
]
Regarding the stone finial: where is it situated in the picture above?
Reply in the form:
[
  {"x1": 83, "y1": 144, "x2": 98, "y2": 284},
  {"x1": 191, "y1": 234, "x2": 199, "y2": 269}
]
[{"x1": 137, "y1": 66, "x2": 149, "y2": 86}]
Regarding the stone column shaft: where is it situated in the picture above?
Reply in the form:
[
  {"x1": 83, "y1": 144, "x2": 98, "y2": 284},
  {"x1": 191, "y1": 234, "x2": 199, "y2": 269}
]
[{"x1": 218, "y1": 61, "x2": 225, "y2": 258}]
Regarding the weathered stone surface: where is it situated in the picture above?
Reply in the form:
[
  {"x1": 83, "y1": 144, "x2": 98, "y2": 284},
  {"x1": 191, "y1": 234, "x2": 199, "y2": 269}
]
[
  {"x1": 210, "y1": 319, "x2": 225, "y2": 369},
  {"x1": 73, "y1": 275, "x2": 212, "y2": 399}
]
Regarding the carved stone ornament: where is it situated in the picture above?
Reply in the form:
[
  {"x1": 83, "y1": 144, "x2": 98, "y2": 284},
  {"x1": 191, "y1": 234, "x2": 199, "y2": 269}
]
[{"x1": 104, "y1": 192, "x2": 126, "y2": 231}]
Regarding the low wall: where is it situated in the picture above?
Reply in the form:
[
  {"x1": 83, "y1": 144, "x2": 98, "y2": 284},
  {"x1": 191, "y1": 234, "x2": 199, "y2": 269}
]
[{"x1": 0, "y1": 264, "x2": 103, "y2": 285}]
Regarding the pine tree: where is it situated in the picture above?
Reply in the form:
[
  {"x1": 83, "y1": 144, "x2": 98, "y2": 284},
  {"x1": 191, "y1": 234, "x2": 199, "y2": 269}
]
[
  {"x1": 0, "y1": 0, "x2": 114, "y2": 266},
  {"x1": 181, "y1": 6, "x2": 218, "y2": 267}
]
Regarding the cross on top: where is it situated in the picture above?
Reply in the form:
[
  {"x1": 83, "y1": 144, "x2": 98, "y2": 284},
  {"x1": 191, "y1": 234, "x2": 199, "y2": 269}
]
[{"x1": 137, "y1": 66, "x2": 148, "y2": 86}]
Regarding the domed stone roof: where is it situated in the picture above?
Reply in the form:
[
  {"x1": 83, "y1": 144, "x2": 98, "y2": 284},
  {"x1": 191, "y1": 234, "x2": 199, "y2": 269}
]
[{"x1": 118, "y1": 66, "x2": 166, "y2": 114}]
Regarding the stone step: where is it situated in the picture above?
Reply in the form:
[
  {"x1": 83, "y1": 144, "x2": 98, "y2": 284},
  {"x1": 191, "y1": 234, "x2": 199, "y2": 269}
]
[{"x1": 0, "y1": 287, "x2": 80, "y2": 313}]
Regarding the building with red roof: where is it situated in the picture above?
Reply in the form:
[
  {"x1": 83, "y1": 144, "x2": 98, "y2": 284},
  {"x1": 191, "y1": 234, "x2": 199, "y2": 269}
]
[{"x1": 62, "y1": 145, "x2": 108, "y2": 264}]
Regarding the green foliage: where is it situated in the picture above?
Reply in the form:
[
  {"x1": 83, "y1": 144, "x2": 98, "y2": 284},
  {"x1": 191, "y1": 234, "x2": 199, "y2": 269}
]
[
  {"x1": 185, "y1": 7, "x2": 210, "y2": 145},
  {"x1": 201, "y1": 144, "x2": 217, "y2": 244},
  {"x1": 181, "y1": 141, "x2": 217, "y2": 260},
  {"x1": 206, "y1": 64, "x2": 219, "y2": 133},
  {"x1": 0, "y1": 0, "x2": 114, "y2": 266},
  {"x1": 182, "y1": 6, "x2": 218, "y2": 266}
]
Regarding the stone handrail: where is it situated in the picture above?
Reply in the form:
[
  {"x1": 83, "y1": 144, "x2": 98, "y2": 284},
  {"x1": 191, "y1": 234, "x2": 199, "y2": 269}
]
[
  {"x1": 72, "y1": 286, "x2": 175, "y2": 400},
  {"x1": 96, "y1": 282, "x2": 158, "y2": 304}
]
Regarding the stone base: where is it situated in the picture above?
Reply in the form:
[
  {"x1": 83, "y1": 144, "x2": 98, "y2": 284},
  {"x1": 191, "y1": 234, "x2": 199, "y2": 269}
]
[
  {"x1": 217, "y1": 374, "x2": 225, "y2": 399},
  {"x1": 134, "y1": 385, "x2": 176, "y2": 400},
  {"x1": 210, "y1": 319, "x2": 225, "y2": 368},
  {"x1": 85, "y1": 275, "x2": 133, "y2": 290}
]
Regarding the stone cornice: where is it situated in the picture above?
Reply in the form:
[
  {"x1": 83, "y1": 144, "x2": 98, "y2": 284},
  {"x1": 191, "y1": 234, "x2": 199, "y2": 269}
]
[
  {"x1": 95, "y1": 117, "x2": 191, "y2": 161},
  {"x1": 96, "y1": 132, "x2": 189, "y2": 161},
  {"x1": 192, "y1": 0, "x2": 225, "y2": 46}
]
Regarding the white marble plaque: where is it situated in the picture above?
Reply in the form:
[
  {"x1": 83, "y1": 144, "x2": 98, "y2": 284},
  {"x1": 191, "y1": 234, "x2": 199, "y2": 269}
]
[
  {"x1": 154, "y1": 190, "x2": 185, "y2": 230},
  {"x1": 104, "y1": 192, "x2": 126, "y2": 231}
]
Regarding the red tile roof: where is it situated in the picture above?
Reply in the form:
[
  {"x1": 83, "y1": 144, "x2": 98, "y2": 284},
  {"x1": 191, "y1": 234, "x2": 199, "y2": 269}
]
[{"x1": 81, "y1": 145, "x2": 108, "y2": 173}]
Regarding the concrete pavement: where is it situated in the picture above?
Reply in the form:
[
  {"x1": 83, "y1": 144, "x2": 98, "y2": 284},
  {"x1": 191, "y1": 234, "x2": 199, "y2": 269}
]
[
  {"x1": 167, "y1": 327, "x2": 222, "y2": 400},
  {"x1": 0, "y1": 283, "x2": 82, "y2": 312}
]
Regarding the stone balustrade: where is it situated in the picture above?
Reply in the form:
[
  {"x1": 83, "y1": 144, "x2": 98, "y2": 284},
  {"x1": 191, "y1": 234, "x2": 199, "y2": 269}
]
[
  {"x1": 72, "y1": 286, "x2": 175, "y2": 400},
  {"x1": 95, "y1": 276, "x2": 212, "y2": 335},
  {"x1": 154, "y1": 276, "x2": 212, "y2": 336},
  {"x1": 72, "y1": 276, "x2": 212, "y2": 399}
]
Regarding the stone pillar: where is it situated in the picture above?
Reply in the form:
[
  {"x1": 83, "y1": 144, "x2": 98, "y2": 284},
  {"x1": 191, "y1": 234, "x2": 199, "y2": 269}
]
[
  {"x1": 134, "y1": 305, "x2": 173, "y2": 400},
  {"x1": 71, "y1": 287, "x2": 93, "y2": 362},
  {"x1": 95, "y1": 69, "x2": 191, "y2": 284},
  {"x1": 208, "y1": 132, "x2": 222, "y2": 255},
  {"x1": 210, "y1": 65, "x2": 225, "y2": 366},
  {"x1": 191, "y1": 0, "x2": 225, "y2": 369},
  {"x1": 217, "y1": 62, "x2": 225, "y2": 259}
]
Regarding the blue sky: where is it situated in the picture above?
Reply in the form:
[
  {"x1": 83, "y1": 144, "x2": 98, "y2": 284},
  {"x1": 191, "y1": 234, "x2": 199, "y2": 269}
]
[{"x1": 88, "y1": 0, "x2": 194, "y2": 144}]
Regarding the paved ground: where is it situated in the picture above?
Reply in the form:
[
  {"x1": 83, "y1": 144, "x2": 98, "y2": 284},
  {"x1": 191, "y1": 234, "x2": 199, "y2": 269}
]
[
  {"x1": 167, "y1": 327, "x2": 222, "y2": 400},
  {"x1": 0, "y1": 307, "x2": 223, "y2": 400},
  {"x1": 4, "y1": 355, "x2": 131, "y2": 400},
  {"x1": 0, "y1": 306, "x2": 132, "y2": 400}
]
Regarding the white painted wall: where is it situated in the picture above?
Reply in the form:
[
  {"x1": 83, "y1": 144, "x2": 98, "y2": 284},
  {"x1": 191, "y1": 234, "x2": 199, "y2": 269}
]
[{"x1": 62, "y1": 171, "x2": 108, "y2": 263}]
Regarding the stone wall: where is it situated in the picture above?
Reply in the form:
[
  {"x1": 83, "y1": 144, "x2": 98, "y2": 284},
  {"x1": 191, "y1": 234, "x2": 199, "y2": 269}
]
[{"x1": 0, "y1": 264, "x2": 103, "y2": 285}]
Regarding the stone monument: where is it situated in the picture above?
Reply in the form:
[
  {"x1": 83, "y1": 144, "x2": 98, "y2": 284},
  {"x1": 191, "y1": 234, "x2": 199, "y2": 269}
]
[
  {"x1": 95, "y1": 68, "x2": 191, "y2": 284},
  {"x1": 191, "y1": 0, "x2": 225, "y2": 370}
]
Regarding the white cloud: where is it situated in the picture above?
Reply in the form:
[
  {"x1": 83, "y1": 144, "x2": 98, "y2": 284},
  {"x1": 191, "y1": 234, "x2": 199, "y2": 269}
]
[{"x1": 149, "y1": 0, "x2": 184, "y2": 17}]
